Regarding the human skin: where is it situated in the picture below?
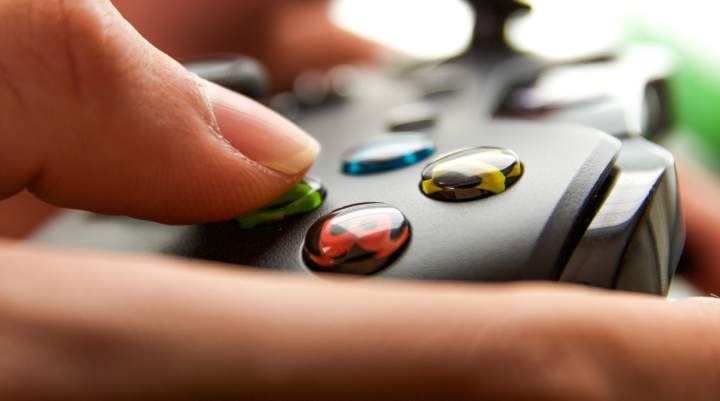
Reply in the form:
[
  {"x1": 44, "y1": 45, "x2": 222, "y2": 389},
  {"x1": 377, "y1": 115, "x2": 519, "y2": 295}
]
[
  {"x1": 678, "y1": 162, "x2": 720, "y2": 292},
  {"x1": 0, "y1": 1, "x2": 719, "y2": 400}
]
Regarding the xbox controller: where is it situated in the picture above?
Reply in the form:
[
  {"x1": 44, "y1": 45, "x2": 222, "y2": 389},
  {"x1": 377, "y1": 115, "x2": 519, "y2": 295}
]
[{"x1": 177, "y1": 46, "x2": 683, "y2": 295}]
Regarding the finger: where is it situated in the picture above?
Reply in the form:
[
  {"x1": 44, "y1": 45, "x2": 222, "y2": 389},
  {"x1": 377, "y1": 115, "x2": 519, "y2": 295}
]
[
  {"x1": 111, "y1": 0, "x2": 277, "y2": 57},
  {"x1": 114, "y1": 0, "x2": 379, "y2": 89},
  {"x1": 250, "y1": 1, "x2": 380, "y2": 89},
  {"x1": 1, "y1": 242, "x2": 719, "y2": 400},
  {"x1": 0, "y1": 191, "x2": 57, "y2": 238},
  {"x1": 677, "y1": 160, "x2": 720, "y2": 293},
  {"x1": 0, "y1": 0, "x2": 319, "y2": 224}
]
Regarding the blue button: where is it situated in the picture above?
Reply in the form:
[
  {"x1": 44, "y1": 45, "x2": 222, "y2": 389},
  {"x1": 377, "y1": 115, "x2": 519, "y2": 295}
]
[
  {"x1": 342, "y1": 134, "x2": 435, "y2": 175},
  {"x1": 387, "y1": 103, "x2": 438, "y2": 132}
]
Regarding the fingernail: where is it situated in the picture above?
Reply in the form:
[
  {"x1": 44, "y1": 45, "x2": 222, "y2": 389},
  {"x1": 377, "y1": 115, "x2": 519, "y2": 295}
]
[{"x1": 205, "y1": 81, "x2": 320, "y2": 175}]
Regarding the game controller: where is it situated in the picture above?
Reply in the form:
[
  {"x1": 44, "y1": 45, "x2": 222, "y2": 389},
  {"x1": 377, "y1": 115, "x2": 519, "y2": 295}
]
[
  {"x1": 175, "y1": 42, "x2": 683, "y2": 296},
  {"x1": 37, "y1": 1, "x2": 684, "y2": 295}
]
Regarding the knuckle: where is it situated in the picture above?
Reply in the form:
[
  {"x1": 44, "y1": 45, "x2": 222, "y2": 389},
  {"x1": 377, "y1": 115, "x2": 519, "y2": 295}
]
[
  {"x1": 0, "y1": 0, "x2": 111, "y2": 104},
  {"x1": 0, "y1": 0, "x2": 112, "y2": 197}
]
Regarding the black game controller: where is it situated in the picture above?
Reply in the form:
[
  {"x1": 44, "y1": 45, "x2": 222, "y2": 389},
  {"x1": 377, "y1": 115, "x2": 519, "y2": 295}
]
[
  {"x1": 177, "y1": 36, "x2": 683, "y2": 296},
  {"x1": 41, "y1": 1, "x2": 683, "y2": 296}
]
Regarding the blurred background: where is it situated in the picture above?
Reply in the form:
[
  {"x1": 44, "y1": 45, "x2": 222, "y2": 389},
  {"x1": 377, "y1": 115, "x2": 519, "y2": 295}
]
[{"x1": 3, "y1": 0, "x2": 719, "y2": 297}]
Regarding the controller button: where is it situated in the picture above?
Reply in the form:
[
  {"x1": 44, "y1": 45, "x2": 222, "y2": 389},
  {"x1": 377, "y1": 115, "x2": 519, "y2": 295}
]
[
  {"x1": 387, "y1": 102, "x2": 438, "y2": 131},
  {"x1": 236, "y1": 177, "x2": 326, "y2": 229},
  {"x1": 420, "y1": 147, "x2": 524, "y2": 201},
  {"x1": 412, "y1": 65, "x2": 466, "y2": 98},
  {"x1": 303, "y1": 203, "x2": 411, "y2": 275},
  {"x1": 499, "y1": 85, "x2": 609, "y2": 116},
  {"x1": 342, "y1": 134, "x2": 435, "y2": 175},
  {"x1": 293, "y1": 70, "x2": 331, "y2": 107},
  {"x1": 268, "y1": 92, "x2": 301, "y2": 121}
]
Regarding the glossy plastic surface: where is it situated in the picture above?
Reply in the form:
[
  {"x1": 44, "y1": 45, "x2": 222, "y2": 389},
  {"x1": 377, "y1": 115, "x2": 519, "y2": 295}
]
[
  {"x1": 303, "y1": 203, "x2": 411, "y2": 275},
  {"x1": 420, "y1": 147, "x2": 523, "y2": 201}
]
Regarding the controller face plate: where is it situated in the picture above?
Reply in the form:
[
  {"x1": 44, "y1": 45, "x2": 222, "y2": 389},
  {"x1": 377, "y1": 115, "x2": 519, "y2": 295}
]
[
  {"x1": 33, "y1": 49, "x2": 684, "y2": 295},
  {"x1": 174, "y1": 50, "x2": 682, "y2": 293},
  {"x1": 173, "y1": 117, "x2": 620, "y2": 283}
]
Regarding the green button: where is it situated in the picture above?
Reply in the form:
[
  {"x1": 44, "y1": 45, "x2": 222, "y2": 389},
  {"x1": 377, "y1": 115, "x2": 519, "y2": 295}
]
[{"x1": 237, "y1": 177, "x2": 326, "y2": 229}]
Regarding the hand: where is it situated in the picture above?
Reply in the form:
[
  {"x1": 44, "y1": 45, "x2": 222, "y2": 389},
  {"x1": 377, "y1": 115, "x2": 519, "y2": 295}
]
[
  {"x1": 0, "y1": 0, "x2": 350, "y2": 223},
  {"x1": 1, "y1": 1, "x2": 719, "y2": 400},
  {"x1": 678, "y1": 161, "x2": 720, "y2": 293},
  {"x1": 113, "y1": 0, "x2": 378, "y2": 89}
]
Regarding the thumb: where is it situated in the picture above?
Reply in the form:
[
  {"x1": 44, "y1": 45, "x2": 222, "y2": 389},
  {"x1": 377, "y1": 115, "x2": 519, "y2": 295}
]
[{"x1": 0, "y1": 0, "x2": 319, "y2": 224}]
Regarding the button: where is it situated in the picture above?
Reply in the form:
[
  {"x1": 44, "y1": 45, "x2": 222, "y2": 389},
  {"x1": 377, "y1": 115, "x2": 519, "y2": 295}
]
[
  {"x1": 496, "y1": 64, "x2": 616, "y2": 116},
  {"x1": 236, "y1": 177, "x2": 326, "y2": 229},
  {"x1": 342, "y1": 134, "x2": 435, "y2": 175},
  {"x1": 412, "y1": 65, "x2": 466, "y2": 98},
  {"x1": 293, "y1": 70, "x2": 331, "y2": 107},
  {"x1": 268, "y1": 92, "x2": 301, "y2": 121},
  {"x1": 303, "y1": 203, "x2": 411, "y2": 275},
  {"x1": 421, "y1": 147, "x2": 524, "y2": 201},
  {"x1": 641, "y1": 80, "x2": 671, "y2": 138},
  {"x1": 328, "y1": 65, "x2": 360, "y2": 99},
  {"x1": 387, "y1": 103, "x2": 438, "y2": 131},
  {"x1": 499, "y1": 85, "x2": 609, "y2": 116}
]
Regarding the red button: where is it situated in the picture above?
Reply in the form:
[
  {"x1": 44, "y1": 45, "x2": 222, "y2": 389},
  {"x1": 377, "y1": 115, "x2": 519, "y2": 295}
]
[{"x1": 303, "y1": 203, "x2": 411, "y2": 275}]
